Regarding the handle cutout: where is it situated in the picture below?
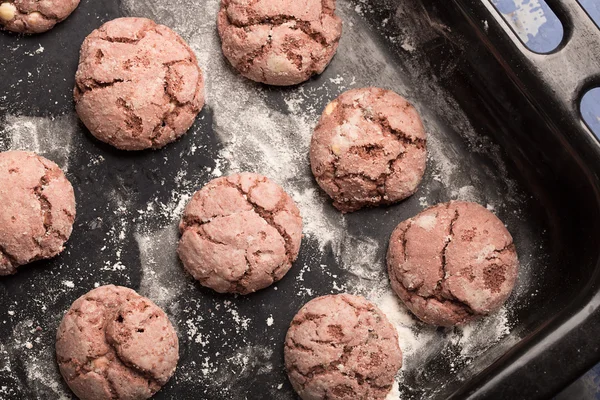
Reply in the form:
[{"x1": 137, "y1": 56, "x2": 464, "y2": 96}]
[
  {"x1": 581, "y1": 88, "x2": 600, "y2": 139},
  {"x1": 490, "y1": 0, "x2": 564, "y2": 53},
  {"x1": 577, "y1": 0, "x2": 600, "y2": 29}
]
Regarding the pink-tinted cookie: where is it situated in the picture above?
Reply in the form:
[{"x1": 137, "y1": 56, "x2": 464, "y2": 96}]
[
  {"x1": 0, "y1": 0, "x2": 80, "y2": 34},
  {"x1": 178, "y1": 172, "x2": 303, "y2": 295},
  {"x1": 0, "y1": 151, "x2": 75, "y2": 276},
  {"x1": 387, "y1": 201, "x2": 519, "y2": 327},
  {"x1": 56, "y1": 285, "x2": 179, "y2": 400},
  {"x1": 217, "y1": 0, "x2": 342, "y2": 86},
  {"x1": 310, "y1": 88, "x2": 427, "y2": 213},
  {"x1": 285, "y1": 294, "x2": 402, "y2": 400},
  {"x1": 74, "y1": 17, "x2": 205, "y2": 151}
]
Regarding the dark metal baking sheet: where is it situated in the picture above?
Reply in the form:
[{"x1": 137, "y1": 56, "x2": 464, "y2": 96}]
[{"x1": 1, "y1": 0, "x2": 599, "y2": 399}]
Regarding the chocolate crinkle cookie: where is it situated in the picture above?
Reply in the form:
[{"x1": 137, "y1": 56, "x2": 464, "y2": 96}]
[
  {"x1": 74, "y1": 17, "x2": 205, "y2": 151},
  {"x1": 0, "y1": 151, "x2": 76, "y2": 276},
  {"x1": 0, "y1": 0, "x2": 80, "y2": 34},
  {"x1": 284, "y1": 294, "x2": 402, "y2": 400},
  {"x1": 56, "y1": 285, "x2": 179, "y2": 400},
  {"x1": 178, "y1": 172, "x2": 303, "y2": 295},
  {"x1": 310, "y1": 87, "x2": 427, "y2": 213},
  {"x1": 387, "y1": 201, "x2": 519, "y2": 327},
  {"x1": 217, "y1": 0, "x2": 343, "y2": 86}
]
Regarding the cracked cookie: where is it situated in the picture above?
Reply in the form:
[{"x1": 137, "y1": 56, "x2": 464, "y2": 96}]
[
  {"x1": 284, "y1": 294, "x2": 402, "y2": 400},
  {"x1": 74, "y1": 17, "x2": 205, "y2": 151},
  {"x1": 310, "y1": 87, "x2": 427, "y2": 213},
  {"x1": 0, "y1": 151, "x2": 76, "y2": 276},
  {"x1": 387, "y1": 201, "x2": 519, "y2": 327},
  {"x1": 56, "y1": 285, "x2": 179, "y2": 400},
  {"x1": 0, "y1": 0, "x2": 80, "y2": 34},
  {"x1": 177, "y1": 172, "x2": 303, "y2": 295},
  {"x1": 217, "y1": 0, "x2": 342, "y2": 86}
]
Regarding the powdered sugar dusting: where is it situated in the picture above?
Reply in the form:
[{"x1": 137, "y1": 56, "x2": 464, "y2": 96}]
[
  {"x1": 135, "y1": 225, "x2": 185, "y2": 309},
  {"x1": 120, "y1": 0, "x2": 528, "y2": 397},
  {"x1": 3, "y1": 318, "x2": 70, "y2": 399},
  {"x1": 0, "y1": 0, "x2": 545, "y2": 398},
  {"x1": 0, "y1": 113, "x2": 77, "y2": 171},
  {"x1": 386, "y1": 380, "x2": 401, "y2": 400}
]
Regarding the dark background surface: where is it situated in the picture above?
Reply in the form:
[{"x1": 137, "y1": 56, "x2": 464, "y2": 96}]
[{"x1": 0, "y1": 0, "x2": 600, "y2": 399}]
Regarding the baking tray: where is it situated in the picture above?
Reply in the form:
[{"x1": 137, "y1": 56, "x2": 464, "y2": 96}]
[{"x1": 1, "y1": 0, "x2": 599, "y2": 399}]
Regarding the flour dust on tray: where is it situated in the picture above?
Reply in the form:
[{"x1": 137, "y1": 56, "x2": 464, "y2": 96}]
[
  {"x1": 0, "y1": 113, "x2": 77, "y2": 171},
  {"x1": 3, "y1": 317, "x2": 71, "y2": 399},
  {"x1": 114, "y1": 0, "x2": 537, "y2": 398}
]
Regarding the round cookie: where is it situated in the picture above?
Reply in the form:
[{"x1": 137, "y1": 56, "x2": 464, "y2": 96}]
[
  {"x1": 387, "y1": 201, "x2": 519, "y2": 327},
  {"x1": 0, "y1": 151, "x2": 75, "y2": 276},
  {"x1": 74, "y1": 17, "x2": 205, "y2": 151},
  {"x1": 0, "y1": 0, "x2": 80, "y2": 34},
  {"x1": 56, "y1": 285, "x2": 179, "y2": 400},
  {"x1": 217, "y1": 0, "x2": 343, "y2": 86},
  {"x1": 310, "y1": 87, "x2": 427, "y2": 213},
  {"x1": 178, "y1": 172, "x2": 303, "y2": 294},
  {"x1": 284, "y1": 294, "x2": 402, "y2": 400}
]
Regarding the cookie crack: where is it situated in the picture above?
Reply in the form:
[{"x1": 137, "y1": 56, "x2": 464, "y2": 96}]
[
  {"x1": 486, "y1": 243, "x2": 515, "y2": 260},
  {"x1": 237, "y1": 32, "x2": 274, "y2": 73},
  {"x1": 334, "y1": 172, "x2": 380, "y2": 184},
  {"x1": 270, "y1": 256, "x2": 289, "y2": 280},
  {"x1": 288, "y1": 337, "x2": 313, "y2": 352},
  {"x1": 325, "y1": 103, "x2": 419, "y2": 211},
  {"x1": 403, "y1": 286, "x2": 477, "y2": 316},
  {"x1": 183, "y1": 222, "x2": 256, "y2": 291},
  {"x1": 223, "y1": 180, "x2": 295, "y2": 263},
  {"x1": 394, "y1": 210, "x2": 479, "y2": 316},
  {"x1": 328, "y1": 147, "x2": 384, "y2": 212},
  {"x1": 399, "y1": 221, "x2": 412, "y2": 263},
  {"x1": 382, "y1": 150, "x2": 408, "y2": 196},
  {"x1": 75, "y1": 78, "x2": 129, "y2": 96},
  {"x1": 307, "y1": 52, "x2": 320, "y2": 77},
  {"x1": 227, "y1": 13, "x2": 332, "y2": 47},
  {"x1": 289, "y1": 345, "x2": 352, "y2": 382},
  {"x1": 194, "y1": 225, "x2": 230, "y2": 247},
  {"x1": 33, "y1": 188, "x2": 51, "y2": 234},
  {"x1": 338, "y1": 296, "x2": 374, "y2": 314},
  {"x1": 150, "y1": 60, "x2": 199, "y2": 147},
  {"x1": 110, "y1": 350, "x2": 163, "y2": 389},
  {"x1": 320, "y1": 0, "x2": 335, "y2": 14},
  {"x1": 115, "y1": 97, "x2": 144, "y2": 138},
  {"x1": 378, "y1": 115, "x2": 426, "y2": 149},
  {"x1": 338, "y1": 144, "x2": 408, "y2": 199},
  {"x1": 106, "y1": 314, "x2": 164, "y2": 389},
  {"x1": 290, "y1": 312, "x2": 327, "y2": 326},
  {"x1": 180, "y1": 215, "x2": 212, "y2": 230},
  {"x1": 231, "y1": 253, "x2": 254, "y2": 293},
  {"x1": 287, "y1": 304, "x2": 398, "y2": 393},
  {"x1": 97, "y1": 24, "x2": 155, "y2": 45},
  {"x1": 162, "y1": 60, "x2": 198, "y2": 108},
  {"x1": 290, "y1": 336, "x2": 386, "y2": 394},
  {"x1": 327, "y1": 147, "x2": 344, "y2": 193},
  {"x1": 58, "y1": 353, "x2": 114, "y2": 392},
  {"x1": 100, "y1": 36, "x2": 140, "y2": 44},
  {"x1": 437, "y1": 208, "x2": 460, "y2": 293},
  {"x1": 246, "y1": 191, "x2": 295, "y2": 264},
  {"x1": 32, "y1": 161, "x2": 69, "y2": 248},
  {"x1": 351, "y1": 100, "x2": 425, "y2": 150},
  {"x1": 161, "y1": 31, "x2": 203, "y2": 105},
  {"x1": 181, "y1": 178, "x2": 298, "y2": 291},
  {"x1": 105, "y1": 368, "x2": 119, "y2": 400},
  {"x1": 61, "y1": 295, "x2": 166, "y2": 394},
  {"x1": 292, "y1": 20, "x2": 329, "y2": 46}
]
